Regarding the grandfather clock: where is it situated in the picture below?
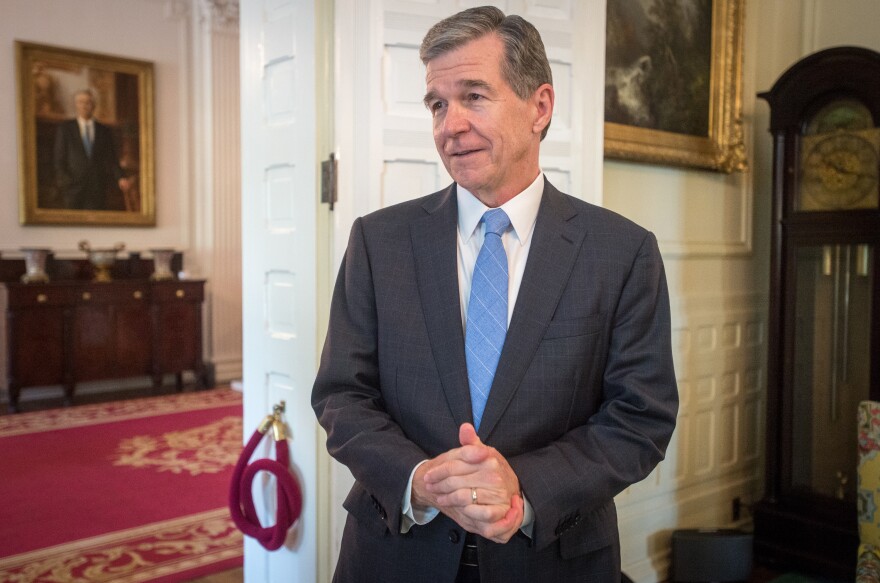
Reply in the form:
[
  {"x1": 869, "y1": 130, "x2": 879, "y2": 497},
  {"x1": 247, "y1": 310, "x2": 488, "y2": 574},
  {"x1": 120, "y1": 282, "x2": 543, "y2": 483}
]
[{"x1": 753, "y1": 47, "x2": 880, "y2": 579}]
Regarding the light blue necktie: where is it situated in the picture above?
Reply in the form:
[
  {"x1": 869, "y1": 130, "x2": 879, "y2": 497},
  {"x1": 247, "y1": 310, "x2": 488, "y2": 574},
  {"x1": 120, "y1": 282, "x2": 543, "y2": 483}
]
[
  {"x1": 465, "y1": 208, "x2": 510, "y2": 430},
  {"x1": 82, "y1": 123, "x2": 93, "y2": 157}
]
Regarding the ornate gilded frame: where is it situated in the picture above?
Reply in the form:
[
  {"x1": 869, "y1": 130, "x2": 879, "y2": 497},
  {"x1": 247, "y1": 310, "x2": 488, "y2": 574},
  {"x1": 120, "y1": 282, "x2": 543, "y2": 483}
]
[
  {"x1": 604, "y1": 0, "x2": 746, "y2": 173},
  {"x1": 16, "y1": 41, "x2": 155, "y2": 225}
]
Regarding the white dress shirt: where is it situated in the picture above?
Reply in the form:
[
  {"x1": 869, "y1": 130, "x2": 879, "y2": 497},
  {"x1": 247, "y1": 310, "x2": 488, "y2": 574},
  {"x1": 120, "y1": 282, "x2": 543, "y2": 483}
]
[
  {"x1": 401, "y1": 172, "x2": 544, "y2": 535},
  {"x1": 78, "y1": 118, "x2": 94, "y2": 144}
]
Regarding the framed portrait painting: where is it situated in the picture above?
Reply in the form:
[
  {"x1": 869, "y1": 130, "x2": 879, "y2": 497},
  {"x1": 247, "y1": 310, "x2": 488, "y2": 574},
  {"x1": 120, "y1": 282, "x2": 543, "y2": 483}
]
[
  {"x1": 604, "y1": 0, "x2": 747, "y2": 172},
  {"x1": 16, "y1": 41, "x2": 155, "y2": 226}
]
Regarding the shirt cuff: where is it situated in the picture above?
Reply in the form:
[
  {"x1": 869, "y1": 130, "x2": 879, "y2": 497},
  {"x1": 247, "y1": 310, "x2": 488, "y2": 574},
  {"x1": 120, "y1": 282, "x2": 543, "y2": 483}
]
[
  {"x1": 400, "y1": 460, "x2": 440, "y2": 534},
  {"x1": 519, "y1": 492, "x2": 535, "y2": 538}
]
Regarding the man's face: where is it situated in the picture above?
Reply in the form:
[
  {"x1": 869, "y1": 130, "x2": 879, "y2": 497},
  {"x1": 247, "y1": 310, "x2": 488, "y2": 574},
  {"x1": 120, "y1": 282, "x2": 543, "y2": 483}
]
[
  {"x1": 424, "y1": 33, "x2": 551, "y2": 206},
  {"x1": 74, "y1": 93, "x2": 95, "y2": 120}
]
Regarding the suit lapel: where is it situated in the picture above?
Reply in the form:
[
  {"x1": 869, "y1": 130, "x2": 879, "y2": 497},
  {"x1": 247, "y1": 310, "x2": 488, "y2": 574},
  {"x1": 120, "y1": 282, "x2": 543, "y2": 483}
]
[
  {"x1": 478, "y1": 182, "x2": 586, "y2": 440},
  {"x1": 411, "y1": 185, "x2": 472, "y2": 427}
]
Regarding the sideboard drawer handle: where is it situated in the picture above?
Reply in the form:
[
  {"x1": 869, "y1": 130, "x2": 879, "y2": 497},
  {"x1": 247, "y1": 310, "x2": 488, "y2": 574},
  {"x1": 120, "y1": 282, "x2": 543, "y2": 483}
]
[
  {"x1": 176, "y1": 289, "x2": 185, "y2": 298},
  {"x1": 36, "y1": 293, "x2": 48, "y2": 303},
  {"x1": 133, "y1": 290, "x2": 143, "y2": 300},
  {"x1": 82, "y1": 292, "x2": 92, "y2": 301}
]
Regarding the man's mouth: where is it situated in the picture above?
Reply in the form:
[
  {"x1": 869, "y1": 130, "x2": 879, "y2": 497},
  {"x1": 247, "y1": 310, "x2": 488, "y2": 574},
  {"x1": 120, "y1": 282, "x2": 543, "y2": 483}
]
[{"x1": 451, "y1": 149, "x2": 480, "y2": 157}]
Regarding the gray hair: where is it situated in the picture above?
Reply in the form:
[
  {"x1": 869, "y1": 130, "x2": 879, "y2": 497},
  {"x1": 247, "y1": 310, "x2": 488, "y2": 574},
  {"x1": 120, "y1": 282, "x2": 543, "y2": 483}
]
[
  {"x1": 73, "y1": 89, "x2": 96, "y2": 103},
  {"x1": 420, "y1": 5, "x2": 553, "y2": 139}
]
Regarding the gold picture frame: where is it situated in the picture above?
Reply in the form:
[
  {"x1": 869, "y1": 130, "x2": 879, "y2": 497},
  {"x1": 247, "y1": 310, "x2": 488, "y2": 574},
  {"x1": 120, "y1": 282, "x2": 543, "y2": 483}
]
[
  {"x1": 604, "y1": 0, "x2": 746, "y2": 173},
  {"x1": 16, "y1": 41, "x2": 155, "y2": 226}
]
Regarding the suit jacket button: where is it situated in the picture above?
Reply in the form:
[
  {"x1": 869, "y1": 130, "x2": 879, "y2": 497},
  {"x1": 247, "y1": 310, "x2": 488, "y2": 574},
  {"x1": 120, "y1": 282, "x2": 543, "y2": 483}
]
[
  {"x1": 449, "y1": 530, "x2": 460, "y2": 543},
  {"x1": 556, "y1": 517, "x2": 571, "y2": 536}
]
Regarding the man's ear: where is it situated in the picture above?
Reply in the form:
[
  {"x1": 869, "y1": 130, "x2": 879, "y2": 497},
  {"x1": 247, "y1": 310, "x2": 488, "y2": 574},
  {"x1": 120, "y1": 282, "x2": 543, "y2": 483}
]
[{"x1": 531, "y1": 83, "x2": 555, "y2": 136}]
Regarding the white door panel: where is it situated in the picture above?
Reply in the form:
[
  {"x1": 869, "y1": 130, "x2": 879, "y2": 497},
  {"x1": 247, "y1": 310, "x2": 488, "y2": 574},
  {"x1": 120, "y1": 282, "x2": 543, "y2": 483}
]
[{"x1": 240, "y1": 0, "x2": 318, "y2": 580}]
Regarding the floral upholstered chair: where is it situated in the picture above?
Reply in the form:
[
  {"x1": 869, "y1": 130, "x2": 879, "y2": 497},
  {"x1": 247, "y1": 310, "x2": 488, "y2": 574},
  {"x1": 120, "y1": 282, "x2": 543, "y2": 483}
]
[{"x1": 858, "y1": 401, "x2": 880, "y2": 582}]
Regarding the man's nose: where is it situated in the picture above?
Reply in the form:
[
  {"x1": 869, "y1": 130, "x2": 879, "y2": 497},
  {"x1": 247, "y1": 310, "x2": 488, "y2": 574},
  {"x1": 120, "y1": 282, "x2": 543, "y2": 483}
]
[{"x1": 440, "y1": 102, "x2": 470, "y2": 136}]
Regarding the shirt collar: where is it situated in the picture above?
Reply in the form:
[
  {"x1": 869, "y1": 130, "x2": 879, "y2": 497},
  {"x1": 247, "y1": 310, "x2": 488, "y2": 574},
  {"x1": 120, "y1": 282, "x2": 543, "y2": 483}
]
[{"x1": 457, "y1": 173, "x2": 544, "y2": 247}]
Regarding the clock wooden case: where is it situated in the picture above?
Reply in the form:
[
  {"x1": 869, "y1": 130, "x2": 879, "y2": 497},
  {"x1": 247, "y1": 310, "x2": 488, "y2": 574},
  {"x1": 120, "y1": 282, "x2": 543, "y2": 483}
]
[{"x1": 753, "y1": 47, "x2": 880, "y2": 579}]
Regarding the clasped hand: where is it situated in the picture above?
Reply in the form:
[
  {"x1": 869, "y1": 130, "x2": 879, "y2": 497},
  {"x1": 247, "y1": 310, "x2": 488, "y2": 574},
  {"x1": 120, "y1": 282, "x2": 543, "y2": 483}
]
[{"x1": 412, "y1": 423, "x2": 523, "y2": 543}]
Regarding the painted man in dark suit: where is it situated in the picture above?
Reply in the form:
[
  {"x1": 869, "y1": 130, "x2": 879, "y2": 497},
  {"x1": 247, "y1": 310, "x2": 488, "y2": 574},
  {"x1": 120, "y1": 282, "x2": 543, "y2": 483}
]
[
  {"x1": 53, "y1": 89, "x2": 131, "y2": 210},
  {"x1": 312, "y1": 6, "x2": 678, "y2": 582}
]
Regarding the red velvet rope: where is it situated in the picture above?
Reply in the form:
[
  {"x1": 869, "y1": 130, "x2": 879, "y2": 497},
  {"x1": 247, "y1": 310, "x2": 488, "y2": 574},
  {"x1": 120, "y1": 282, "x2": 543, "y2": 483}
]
[{"x1": 229, "y1": 425, "x2": 303, "y2": 550}]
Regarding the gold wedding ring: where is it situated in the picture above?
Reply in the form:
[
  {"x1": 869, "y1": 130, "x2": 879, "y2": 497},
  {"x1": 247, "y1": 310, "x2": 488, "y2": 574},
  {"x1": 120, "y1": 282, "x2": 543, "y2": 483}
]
[{"x1": 471, "y1": 487, "x2": 478, "y2": 504}]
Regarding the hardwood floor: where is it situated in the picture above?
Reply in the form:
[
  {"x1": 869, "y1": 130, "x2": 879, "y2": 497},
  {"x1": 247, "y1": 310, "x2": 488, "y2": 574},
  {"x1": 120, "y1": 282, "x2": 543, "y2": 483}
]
[{"x1": 0, "y1": 380, "x2": 188, "y2": 415}]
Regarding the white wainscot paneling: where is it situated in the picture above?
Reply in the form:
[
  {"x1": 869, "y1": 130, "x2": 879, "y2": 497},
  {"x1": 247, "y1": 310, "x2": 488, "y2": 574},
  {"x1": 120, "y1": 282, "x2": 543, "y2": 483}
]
[
  {"x1": 670, "y1": 405, "x2": 688, "y2": 481},
  {"x1": 667, "y1": 296, "x2": 766, "y2": 489},
  {"x1": 719, "y1": 403, "x2": 739, "y2": 468},
  {"x1": 695, "y1": 325, "x2": 717, "y2": 352},
  {"x1": 692, "y1": 410, "x2": 716, "y2": 476},
  {"x1": 720, "y1": 370, "x2": 740, "y2": 399},
  {"x1": 721, "y1": 322, "x2": 742, "y2": 349},
  {"x1": 694, "y1": 375, "x2": 716, "y2": 405},
  {"x1": 741, "y1": 396, "x2": 763, "y2": 461}
]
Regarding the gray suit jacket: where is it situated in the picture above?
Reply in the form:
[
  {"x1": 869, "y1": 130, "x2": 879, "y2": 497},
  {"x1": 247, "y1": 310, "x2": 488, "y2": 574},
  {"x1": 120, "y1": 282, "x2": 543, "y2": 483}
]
[{"x1": 312, "y1": 180, "x2": 678, "y2": 582}]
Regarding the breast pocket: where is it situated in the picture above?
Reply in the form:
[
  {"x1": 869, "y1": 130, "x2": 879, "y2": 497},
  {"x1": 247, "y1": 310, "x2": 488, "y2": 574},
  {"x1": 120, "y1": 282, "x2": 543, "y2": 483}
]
[{"x1": 542, "y1": 314, "x2": 605, "y2": 340}]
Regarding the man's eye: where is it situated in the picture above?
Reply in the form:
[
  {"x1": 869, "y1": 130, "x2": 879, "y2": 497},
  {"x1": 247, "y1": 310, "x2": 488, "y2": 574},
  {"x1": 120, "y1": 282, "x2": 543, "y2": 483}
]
[
  {"x1": 430, "y1": 101, "x2": 445, "y2": 114},
  {"x1": 467, "y1": 93, "x2": 483, "y2": 102}
]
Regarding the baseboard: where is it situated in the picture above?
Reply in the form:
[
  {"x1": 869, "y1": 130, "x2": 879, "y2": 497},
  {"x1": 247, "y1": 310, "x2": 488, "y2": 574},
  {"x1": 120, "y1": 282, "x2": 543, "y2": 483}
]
[{"x1": 212, "y1": 356, "x2": 242, "y2": 384}]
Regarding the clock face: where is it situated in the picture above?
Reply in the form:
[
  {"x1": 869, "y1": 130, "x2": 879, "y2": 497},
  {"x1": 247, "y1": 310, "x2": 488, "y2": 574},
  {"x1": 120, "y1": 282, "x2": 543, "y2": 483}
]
[
  {"x1": 799, "y1": 129, "x2": 880, "y2": 211},
  {"x1": 805, "y1": 99, "x2": 873, "y2": 134}
]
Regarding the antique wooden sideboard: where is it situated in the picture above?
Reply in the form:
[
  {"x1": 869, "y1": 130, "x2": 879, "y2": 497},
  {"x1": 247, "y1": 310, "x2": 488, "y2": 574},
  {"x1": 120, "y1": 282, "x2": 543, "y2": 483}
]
[{"x1": 0, "y1": 253, "x2": 209, "y2": 412}]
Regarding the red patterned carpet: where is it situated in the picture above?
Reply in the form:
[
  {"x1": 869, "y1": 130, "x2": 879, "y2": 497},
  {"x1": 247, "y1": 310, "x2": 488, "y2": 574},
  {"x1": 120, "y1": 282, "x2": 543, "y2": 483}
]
[{"x1": 0, "y1": 389, "x2": 244, "y2": 582}]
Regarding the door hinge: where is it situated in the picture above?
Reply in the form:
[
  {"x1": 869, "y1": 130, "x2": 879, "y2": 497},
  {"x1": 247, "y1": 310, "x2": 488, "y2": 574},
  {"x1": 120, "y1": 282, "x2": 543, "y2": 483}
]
[{"x1": 321, "y1": 153, "x2": 337, "y2": 210}]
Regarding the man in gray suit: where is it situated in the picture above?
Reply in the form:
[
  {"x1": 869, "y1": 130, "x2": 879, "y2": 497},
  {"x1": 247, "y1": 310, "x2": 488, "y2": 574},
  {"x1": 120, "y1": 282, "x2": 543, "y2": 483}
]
[{"x1": 312, "y1": 6, "x2": 678, "y2": 582}]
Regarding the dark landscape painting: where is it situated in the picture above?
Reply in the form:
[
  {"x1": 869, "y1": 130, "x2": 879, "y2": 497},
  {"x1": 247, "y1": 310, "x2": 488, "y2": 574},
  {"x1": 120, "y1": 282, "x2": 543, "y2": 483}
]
[{"x1": 605, "y1": 0, "x2": 712, "y2": 137}]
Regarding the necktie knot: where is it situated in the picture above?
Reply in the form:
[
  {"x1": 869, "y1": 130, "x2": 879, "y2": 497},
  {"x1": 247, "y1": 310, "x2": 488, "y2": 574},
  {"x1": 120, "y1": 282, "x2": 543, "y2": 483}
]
[{"x1": 482, "y1": 208, "x2": 510, "y2": 237}]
